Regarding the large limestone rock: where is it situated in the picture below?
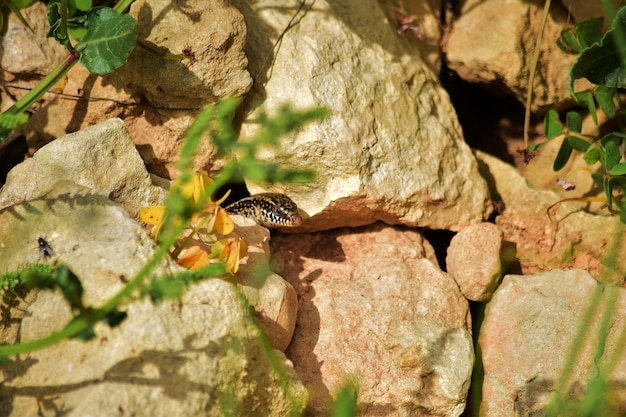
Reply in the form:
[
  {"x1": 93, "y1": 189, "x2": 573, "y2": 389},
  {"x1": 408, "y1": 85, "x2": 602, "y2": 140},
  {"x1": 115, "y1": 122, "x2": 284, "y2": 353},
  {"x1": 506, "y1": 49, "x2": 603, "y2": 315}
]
[
  {"x1": 236, "y1": 0, "x2": 491, "y2": 232},
  {"x1": 480, "y1": 269, "x2": 626, "y2": 416},
  {"x1": 444, "y1": 0, "x2": 577, "y2": 111},
  {"x1": 0, "y1": 118, "x2": 167, "y2": 219},
  {"x1": 271, "y1": 223, "x2": 473, "y2": 417}
]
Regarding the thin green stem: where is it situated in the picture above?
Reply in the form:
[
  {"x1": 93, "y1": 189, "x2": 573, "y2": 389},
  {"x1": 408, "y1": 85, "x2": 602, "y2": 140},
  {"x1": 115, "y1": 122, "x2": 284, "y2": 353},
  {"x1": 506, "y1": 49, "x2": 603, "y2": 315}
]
[
  {"x1": 523, "y1": 0, "x2": 551, "y2": 148},
  {"x1": 4, "y1": 54, "x2": 79, "y2": 115},
  {"x1": 113, "y1": 0, "x2": 135, "y2": 14}
]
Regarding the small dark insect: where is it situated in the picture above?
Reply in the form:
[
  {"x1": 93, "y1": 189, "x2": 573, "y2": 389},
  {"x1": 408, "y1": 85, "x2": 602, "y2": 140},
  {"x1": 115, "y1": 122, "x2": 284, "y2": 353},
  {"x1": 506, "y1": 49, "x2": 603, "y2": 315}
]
[{"x1": 38, "y1": 237, "x2": 53, "y2": 257}]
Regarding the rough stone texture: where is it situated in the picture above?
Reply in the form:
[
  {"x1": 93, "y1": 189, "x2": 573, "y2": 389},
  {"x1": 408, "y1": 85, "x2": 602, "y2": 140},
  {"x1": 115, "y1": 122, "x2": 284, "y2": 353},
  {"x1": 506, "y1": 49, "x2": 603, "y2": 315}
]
[
  {"x1": 480, "y1": 269, "x2": 626, "y2": 416},
  {"x1": 476, "y1": 150, "x2": 626, "y2": 285},
  {"x1": 443, "y1": 0, "x2": 577, "y2": 112},
  {"x1": 10, "y1": 0, "x2": 250, "y2": 178},
  {"x1": 0, "y1": 193, "x2": 306, "y2": 417},
  {"x1": 0, "y1": 184, "x2": 307, "y2": 416},
  {"x1": 236, "y1": 0, "x2": 491, "y2": 232},
  {"x1": 0, "y1": 2, "x2": 67, "y2": 76},
  {"x1": 271, "y1": 223, "x2": 473, "y2": 417},
  {"x1": 446, "y1": 222, "x2": 504, "y2": 301},
  {"x1": 122, "y1": 0, "x2": 252, "y2": 109},
  {"x1": 226, "y1": 214, "x2": 299, "y2": 352},
  {"x1": 0, "y1": 118, "x2": 297, "y2": 352},
  {"x1": 0, "y1": 118, "x2": 167, "y2": 219}
]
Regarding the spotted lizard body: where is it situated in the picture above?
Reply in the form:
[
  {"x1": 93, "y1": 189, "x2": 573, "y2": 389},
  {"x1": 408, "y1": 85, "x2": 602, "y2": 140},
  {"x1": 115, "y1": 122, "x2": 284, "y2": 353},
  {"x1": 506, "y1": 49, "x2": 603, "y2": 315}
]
[{"x1": 225, "y1": 193, "x2": 303, "y2": 228}]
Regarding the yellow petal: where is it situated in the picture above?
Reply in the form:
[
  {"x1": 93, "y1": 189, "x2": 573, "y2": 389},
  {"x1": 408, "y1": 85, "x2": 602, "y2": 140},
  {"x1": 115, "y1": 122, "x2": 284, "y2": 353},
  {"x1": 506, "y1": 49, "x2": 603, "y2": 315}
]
[
  {"x1": 177, "y1": 245, "x2": 211, "y2": 271},
  {"x1": 212, "y1": 237, "x2": 248, "y2": 274},
  {"x1": 213, "y1": 207, "x2": 234, "y2": 235},
  {"x1": 139, "y1": 206, "x2": 166, "y2": 225}
]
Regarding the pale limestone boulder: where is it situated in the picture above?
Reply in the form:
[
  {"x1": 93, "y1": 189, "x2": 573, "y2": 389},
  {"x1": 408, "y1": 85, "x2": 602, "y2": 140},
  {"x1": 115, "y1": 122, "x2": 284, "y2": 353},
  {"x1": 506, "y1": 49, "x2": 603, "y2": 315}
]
[
  {"x1": 480, "y1": 269, "x2": 626, "y2": 416},
  {"x1": 0, "y1": 180, "x2": 307, "y2": 416},
  {"x1": 236, "y1": 0, "x2": 491, "y2": 232},
  {"x1": 476, "y1": 150, "x2": 626, "y2": 285},
  {"x1": 0, "y1": 118, "x2": 167, "y2": 219},
  {"x1": 446, "y1": 222, "x2": 504, "y2": 301},
  {"x1": 271, "y1": 223, "x2": 473, "y2": 417},
  {"x1": 444, "y1": 0, "x2": 577, "y2": 111}
]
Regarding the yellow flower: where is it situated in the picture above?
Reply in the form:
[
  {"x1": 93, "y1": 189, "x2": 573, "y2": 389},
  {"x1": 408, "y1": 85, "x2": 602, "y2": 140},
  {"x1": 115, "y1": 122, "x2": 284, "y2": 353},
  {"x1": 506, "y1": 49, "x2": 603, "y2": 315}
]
[
  {"x1": 177, "y1": 244, "x2": 211, "y2": 271},
  {"x1": 138, "y1": 205, "x2": 166, "y2": 240},
  {"x1": 212, "y1": 237, "x2": 248, "y2": 274}
]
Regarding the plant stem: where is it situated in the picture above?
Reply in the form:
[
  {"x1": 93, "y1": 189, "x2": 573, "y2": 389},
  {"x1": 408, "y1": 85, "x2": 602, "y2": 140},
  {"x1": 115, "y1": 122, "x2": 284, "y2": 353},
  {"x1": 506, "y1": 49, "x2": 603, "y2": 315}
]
[{"x1": 4, "y1": 53, "x2": 79, "y2": 115}]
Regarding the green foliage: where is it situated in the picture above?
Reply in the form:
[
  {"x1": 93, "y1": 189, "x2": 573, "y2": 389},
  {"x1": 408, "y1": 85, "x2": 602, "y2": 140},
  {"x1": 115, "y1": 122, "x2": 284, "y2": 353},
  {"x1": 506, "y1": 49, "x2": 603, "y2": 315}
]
[
  {"x1": 533, "y1": 6, "x2": 626, "y2": 222},
  {"x1": 74, "y1": 7, "x2": 137, "y2": 74},
  {"x1": 569, "y1": 7, "x2": 626, "y2": 89},
  {"x1": 331, "y1": 380, "x2": 359, "y2": 417}
]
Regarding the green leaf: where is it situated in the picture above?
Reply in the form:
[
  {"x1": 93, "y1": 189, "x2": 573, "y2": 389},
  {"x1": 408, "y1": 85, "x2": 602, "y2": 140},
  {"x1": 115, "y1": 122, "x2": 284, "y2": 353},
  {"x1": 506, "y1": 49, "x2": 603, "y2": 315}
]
[
  {"x1": 102, "y1": 310, "x2": 127, "y2": 327},
  {"x1": 528, "y1": 142, "x2": 545, "y2": 152},
  {"x1": 331, "y1": 381, "x2": 359, "y2": 417},
  {"x1": 68, "y1": 26, "x2": 88, "y2": 41},
  {"x1": 591, "y1": 172, "x2": 604, "y2": 185},
  {"x1": 71, "y1": 0, "x2": 92, "y2": 12},
  {"x1": 609, "y1": 162, "x2": 626, "y2": 175},
  {"x1": 566, "y1": 136, "x2": 590, "y2": 153},
  {"x1": 565, "y1": 111, "x2": 582, "y2": 133},
  {"x1": 571, "y1": 90, "x2": 598, "y2": 124},
  {"x1": 12, "y1": 0, "x2": 37, "y2": 9},
  {"x1": 75, "y1": 7, "x2": 137, "y2": 75},
  {"x1": 570, "y1": 7, "x2": 626, "y2": 88},
  {"x1": 604, "y1": 140, "x2": 621, "y2": 171},
  {"x1": 544, "y1": 109, "x2": 564, "y2": 139},
  {"x1": 594, "y1": 85, "x2": 617, "y2": 118},
  {"x1": 557, "y1": 17, "x2": 604, "y2": 54},
  {"x1": 620, "y1": 206, "x2": 626, "y2": 223},
  {"x1": 46, "y1": 1, "x2": 69, "y2": 46},
  {"x1": 554, "y1": 140, "x2": 573, "y2": 171},
  {"x1": 583, "y1": 144, "x2": 601, "y2": 165}
]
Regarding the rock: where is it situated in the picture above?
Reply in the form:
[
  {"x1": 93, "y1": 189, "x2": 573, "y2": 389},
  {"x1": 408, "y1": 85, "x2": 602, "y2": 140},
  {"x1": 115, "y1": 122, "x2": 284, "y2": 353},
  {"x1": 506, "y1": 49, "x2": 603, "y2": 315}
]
[
  {"x1": 271, "y1": 223, "x2": 473, "y2": 416},
  {"x1": 446, "y1": 222, "x2": 504, "y2": 301},
  {"x1": 0, "y1": 184, "x2": 306, "y2": 416},
  {"x1": 476, "y1": 150, "x2": 626, "y2": 285},
  {"x1": 0, "y1": 2, "x2": 67, "y2": 76},
  {"x1": 0, "y1": 118, "x2": 167, "y2": 219},
  {"x1": 228, "y1": 214, "x2": 298, "y2": 352},
  {"x1": 480, "y1": 269, "x2": 626, "y2": 416},
  {"x1": 236, "y1": 0, "x2": 491, "y2": 232},
  {"x1": 443, "y1": 0, "x2": 577, "y2": 111},
  {"x1": 13, "y1": 0, "x2": 251, "y2": 177},
  {"x1": 0, "y1": 117, "x2": 298, "y2": 351},
  {"x1": 122, "y1": 0, "x2": 252, "y2": 109}
]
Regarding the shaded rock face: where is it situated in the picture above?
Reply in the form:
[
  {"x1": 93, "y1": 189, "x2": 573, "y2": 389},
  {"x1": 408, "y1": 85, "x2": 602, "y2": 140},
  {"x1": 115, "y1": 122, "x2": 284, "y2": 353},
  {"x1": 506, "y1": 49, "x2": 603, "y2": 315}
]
[
  {"x1": 443, "y1": 0, "x2": 577, "y2": 111},
  {"x1": 480, "y1": 269, "x2": 626, "y2": 416},
  {"x1": 237, "y1": 0, "x2": 491, "y2": 232},
  {"x1": 271, "y1": 223, "x2": 473, "y2": 417}
]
